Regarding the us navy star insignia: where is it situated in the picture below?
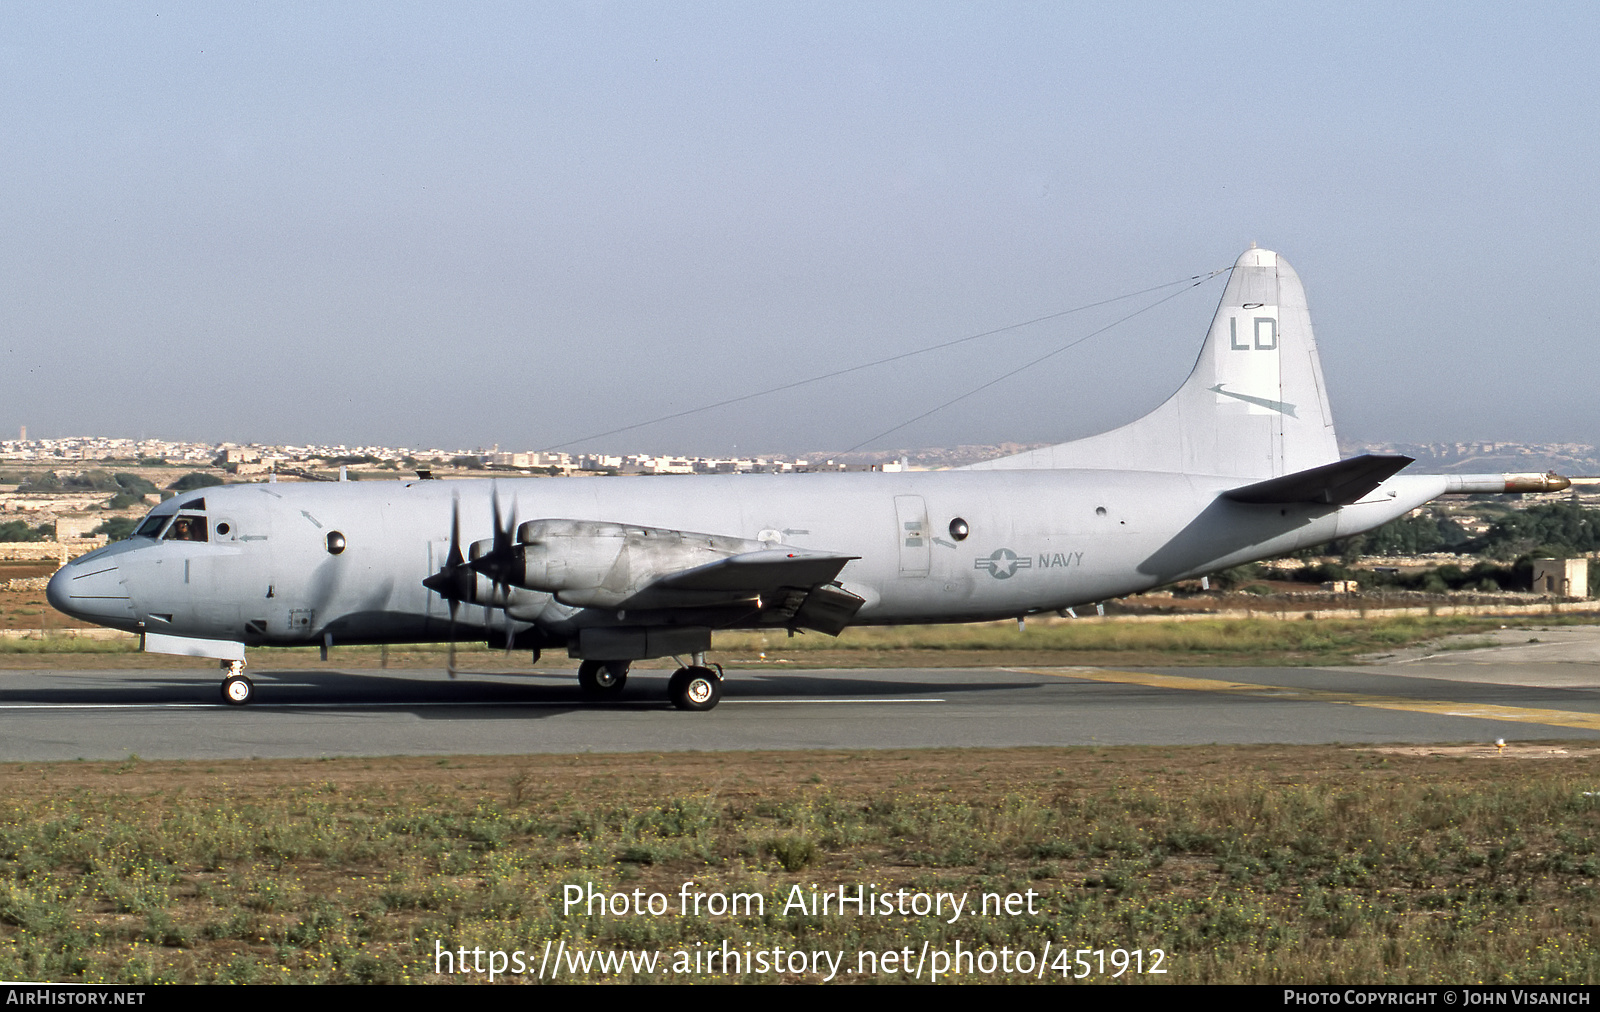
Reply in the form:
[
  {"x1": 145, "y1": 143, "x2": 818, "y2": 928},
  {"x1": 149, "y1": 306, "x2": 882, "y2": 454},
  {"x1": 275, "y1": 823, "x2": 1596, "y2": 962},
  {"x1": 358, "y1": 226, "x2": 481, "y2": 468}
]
[{"x1": 975, "y1": 548, "x2": 1032, "y2": 580}]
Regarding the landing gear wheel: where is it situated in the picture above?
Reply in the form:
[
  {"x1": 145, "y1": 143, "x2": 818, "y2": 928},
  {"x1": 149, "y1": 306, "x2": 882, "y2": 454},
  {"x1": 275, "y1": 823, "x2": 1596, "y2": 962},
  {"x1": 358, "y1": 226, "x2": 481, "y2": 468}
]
[
  {"x1": 668, "y1": 666, "x2": 721, "y2": 711},
  {"x1": 578, "y1": 659, "x2": 629, "y2": 697},
  {"x1": 221, "y1": 674, "x2": 254, "y2": 706}
]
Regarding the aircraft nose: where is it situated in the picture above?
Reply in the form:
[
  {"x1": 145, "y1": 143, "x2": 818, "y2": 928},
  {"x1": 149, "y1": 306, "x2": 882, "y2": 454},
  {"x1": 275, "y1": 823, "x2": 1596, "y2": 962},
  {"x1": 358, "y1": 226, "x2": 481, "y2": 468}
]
[{"x1": 47, "y1": 559, "x2": 136, "y2": 627}]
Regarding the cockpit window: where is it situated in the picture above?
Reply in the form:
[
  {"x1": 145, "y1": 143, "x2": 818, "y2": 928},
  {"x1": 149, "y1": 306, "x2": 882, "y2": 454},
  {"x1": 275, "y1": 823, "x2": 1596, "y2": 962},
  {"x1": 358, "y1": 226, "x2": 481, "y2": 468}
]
[
  {"x1": 177, "y1": 498, "x2": 205, "y2": 511},
  {"x1": 163, "y1": 515, "x2": 209, "y2": 542},
  {"x1": 134, "y1": 513, "x2": 170, "y2": 538}
]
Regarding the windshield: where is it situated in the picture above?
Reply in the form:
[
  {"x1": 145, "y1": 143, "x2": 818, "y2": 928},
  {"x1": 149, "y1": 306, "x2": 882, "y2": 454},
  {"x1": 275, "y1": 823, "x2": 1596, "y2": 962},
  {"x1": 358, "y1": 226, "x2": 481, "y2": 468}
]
[{"x1": 134, "y1": 513, "x2": 170, "y2": 538}]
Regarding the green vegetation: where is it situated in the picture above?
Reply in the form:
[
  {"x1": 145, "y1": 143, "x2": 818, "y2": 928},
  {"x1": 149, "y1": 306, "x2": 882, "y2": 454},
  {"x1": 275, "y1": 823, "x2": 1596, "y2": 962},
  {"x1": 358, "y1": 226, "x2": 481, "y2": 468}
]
[
  {"x1": 112, "y1": 473, "x2": 158, "y2": 495},
  {"x1": 1475, "y1": 499, "x2": 1600, "y2": 559},
  {"x1": 1358, "y1": 511, "x2": 1471, "y2": 555},
  {"x1": 1232, "y1": 499, "x2": 1600, "y2": 596},
  {"x1": 10, "y1": 471, "x2": 157, "y2": 511},
  {"x1": 1259, "y1": 558, "x2": 1530, "y2": 594},
  {"x1": 0, "y1": 747, "x2": 1595, "y2": 983},
  {"x1": 92, "y1": 517, "x2": 140, "y2": 541},
  {"x1": 1333, "y1": 500, "x2": 1600, "y2": 564},
  {"x1": 0, "y1": 521, "x2": 54, "y2": 543},
  {"x1": 167, "y1": 472, "x2": 224, "y2": 492},
  {"x1": 105, "y1": 473, "x2": 159, "y2": 510},
  {"x1": 17, "y1": 470, "x2": 153, "y2": 497}
]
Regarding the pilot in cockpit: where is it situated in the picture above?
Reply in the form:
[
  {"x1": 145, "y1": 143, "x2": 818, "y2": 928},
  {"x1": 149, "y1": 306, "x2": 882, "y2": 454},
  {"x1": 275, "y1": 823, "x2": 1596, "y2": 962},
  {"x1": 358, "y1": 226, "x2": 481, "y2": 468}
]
[{"x1": 164, "y1": 516, "x2": 208, "y2": 542}]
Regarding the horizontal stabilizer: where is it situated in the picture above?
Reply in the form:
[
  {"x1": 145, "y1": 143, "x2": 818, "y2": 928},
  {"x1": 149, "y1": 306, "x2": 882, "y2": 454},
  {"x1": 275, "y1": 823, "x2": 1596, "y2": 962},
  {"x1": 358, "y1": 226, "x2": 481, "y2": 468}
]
[{"x1": 1222, "y1": 454, "x2": 1414, "y2": 506}]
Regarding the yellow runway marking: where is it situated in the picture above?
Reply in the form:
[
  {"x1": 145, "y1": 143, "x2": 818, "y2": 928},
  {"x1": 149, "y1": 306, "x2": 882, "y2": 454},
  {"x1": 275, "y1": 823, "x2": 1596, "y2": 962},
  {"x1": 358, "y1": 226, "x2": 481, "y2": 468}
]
[{"x1": 1016, "y1": 667, "x2": 1600, "y2": 734}]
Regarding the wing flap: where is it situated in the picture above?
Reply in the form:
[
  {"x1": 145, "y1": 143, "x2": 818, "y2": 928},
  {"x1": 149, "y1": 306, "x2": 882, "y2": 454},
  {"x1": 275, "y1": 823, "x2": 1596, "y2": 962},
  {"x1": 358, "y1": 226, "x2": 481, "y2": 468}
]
[{"x1": 788, "y1": 583, "x2": 866, "y2": 636}]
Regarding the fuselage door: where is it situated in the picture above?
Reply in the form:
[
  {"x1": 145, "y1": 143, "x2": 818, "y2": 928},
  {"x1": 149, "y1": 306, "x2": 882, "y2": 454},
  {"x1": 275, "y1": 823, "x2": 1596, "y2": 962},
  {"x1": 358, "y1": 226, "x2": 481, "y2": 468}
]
[{"x1": 894, "y1": 495, "x2": 930, "y2": 577}]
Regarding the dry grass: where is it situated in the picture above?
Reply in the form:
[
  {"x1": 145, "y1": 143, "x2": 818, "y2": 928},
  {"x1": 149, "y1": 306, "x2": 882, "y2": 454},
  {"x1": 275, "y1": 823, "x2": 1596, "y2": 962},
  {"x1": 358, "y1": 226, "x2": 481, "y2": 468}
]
[{"x1": 0, "y1": 745, "x2": 1596, "y2": 983}]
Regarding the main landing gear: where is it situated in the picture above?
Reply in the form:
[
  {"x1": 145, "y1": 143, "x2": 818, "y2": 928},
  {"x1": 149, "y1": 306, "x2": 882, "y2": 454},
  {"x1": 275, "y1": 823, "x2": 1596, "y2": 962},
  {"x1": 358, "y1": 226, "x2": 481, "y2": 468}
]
[
  {"x1": 219, "y1": 659, "x2": 253, "y2": 706},
  {"x1": 668, "y1": 662, "x2": 722, "y2": 712},
  {"x1": 577, "y1": 659, "x2": 629, "y2": 697},
  {"x1": 574, "y1": 657, "x2": 724, "y2": 710}
]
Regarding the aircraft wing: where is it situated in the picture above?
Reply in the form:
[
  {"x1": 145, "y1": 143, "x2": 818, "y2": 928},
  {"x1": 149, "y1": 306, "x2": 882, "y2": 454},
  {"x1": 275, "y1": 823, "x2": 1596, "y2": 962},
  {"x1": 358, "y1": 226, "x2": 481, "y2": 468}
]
[
  {"x1": 653, "y1": 549, "x2": 856, "y2": 593},
  {"x1": 1221, "y1": 454, "x2": 1414, "y2": 506},
  {"x1": 476, "y1": 517, "x2": 869, "y2": 635},
  {"x1": 621, "y1": 549, "x2": 865, "y2": 634}
]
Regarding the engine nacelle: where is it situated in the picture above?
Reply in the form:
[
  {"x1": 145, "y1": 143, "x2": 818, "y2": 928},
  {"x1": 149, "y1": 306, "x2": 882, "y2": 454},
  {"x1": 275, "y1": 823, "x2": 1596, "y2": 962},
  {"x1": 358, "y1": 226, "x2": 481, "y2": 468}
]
[{"x1": 501, "y1": 519, "x2": 765, "y2": 609}]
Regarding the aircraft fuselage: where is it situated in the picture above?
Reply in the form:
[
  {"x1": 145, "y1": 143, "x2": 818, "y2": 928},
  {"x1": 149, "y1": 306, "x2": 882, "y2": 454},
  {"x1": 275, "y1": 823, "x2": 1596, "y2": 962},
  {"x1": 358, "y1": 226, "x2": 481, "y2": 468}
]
[{"x1": 50, "y1": 468, "x2": 1442, "y2": 653}]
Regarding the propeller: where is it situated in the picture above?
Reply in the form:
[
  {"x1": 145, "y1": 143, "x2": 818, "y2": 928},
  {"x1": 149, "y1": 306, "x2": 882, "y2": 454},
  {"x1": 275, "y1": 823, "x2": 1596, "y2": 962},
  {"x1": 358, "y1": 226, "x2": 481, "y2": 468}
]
[
  {"x1": 421, "y1": 486, "x2": 526, "y2": 673},
  {"x1": 421, "y1": 493, "x2": 473, "y2": 677},
  {"x1": 466, "y1": 484, "x2": 521, "y2": 656}
]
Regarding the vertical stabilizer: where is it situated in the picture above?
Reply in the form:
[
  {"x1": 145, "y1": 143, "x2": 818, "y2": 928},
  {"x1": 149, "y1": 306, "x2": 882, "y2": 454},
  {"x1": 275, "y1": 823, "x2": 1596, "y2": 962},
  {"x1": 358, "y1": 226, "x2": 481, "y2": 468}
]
[{"x1": 965, "y1": 247, "x2": 1340, "y2": 479}]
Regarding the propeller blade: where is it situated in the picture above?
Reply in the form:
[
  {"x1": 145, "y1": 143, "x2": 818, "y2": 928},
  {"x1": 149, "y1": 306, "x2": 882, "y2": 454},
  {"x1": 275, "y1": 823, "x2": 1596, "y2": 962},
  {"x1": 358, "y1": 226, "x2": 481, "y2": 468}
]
[
  {"x1": 447, "y1": 596, "x2": 458, "y2": 679},
  {"x1": 468, "y1": 485, "x2": 521, "y2": 604},
  {"x1": 422, "y1": 493, "x2": 468, "y2": 599},
  {"x1": 491, "y1": 482, "x2": 507, "y2": 556},
  {"x1": 418, "y1": 493, "x2": 468, "y2": 679},
  {"x1": 493, "y1": 493, "x2": 519, "y2": 606},
  {"x1": 449, "y1": 493, "x2": 462, "y2": 566}
]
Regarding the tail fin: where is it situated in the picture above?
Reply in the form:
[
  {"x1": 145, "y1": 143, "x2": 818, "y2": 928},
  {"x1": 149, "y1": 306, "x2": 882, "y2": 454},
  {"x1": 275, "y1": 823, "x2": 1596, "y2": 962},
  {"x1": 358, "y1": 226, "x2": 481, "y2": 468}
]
[{"x1": 965, "y1": 247, "x2": 1339, "y2": 479}]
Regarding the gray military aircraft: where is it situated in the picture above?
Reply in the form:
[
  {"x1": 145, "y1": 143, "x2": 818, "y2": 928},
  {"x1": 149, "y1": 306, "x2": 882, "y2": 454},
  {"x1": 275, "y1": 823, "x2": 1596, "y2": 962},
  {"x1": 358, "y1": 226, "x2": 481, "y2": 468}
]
[{"x1": 48, "y1": 247, "x2": 1568, "y2": 710}]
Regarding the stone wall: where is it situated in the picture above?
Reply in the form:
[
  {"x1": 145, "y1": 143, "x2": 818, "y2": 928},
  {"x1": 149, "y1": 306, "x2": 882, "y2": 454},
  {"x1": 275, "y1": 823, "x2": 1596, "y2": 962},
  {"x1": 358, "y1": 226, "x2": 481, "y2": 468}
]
[{"x1": 0, "y1": 543, "x2": 70, "y2": 563}]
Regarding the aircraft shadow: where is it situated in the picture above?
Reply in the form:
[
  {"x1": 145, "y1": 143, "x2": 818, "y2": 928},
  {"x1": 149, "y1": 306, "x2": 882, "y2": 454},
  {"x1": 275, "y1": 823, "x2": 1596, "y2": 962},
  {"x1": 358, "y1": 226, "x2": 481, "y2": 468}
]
[{"x1": 0, "y1": 667, "x2": 1043, "y2": 720}]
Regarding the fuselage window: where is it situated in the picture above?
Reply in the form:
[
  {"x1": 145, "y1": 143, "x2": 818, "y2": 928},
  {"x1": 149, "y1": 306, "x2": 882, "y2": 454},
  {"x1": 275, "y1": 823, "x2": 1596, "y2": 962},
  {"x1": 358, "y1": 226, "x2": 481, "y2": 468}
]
[
  {"x1": 163, "y1": 515, "x2": 209, "y2": 543},
  {"x1": 134, "y1": 514, "x2": 171, "y2": 538}
]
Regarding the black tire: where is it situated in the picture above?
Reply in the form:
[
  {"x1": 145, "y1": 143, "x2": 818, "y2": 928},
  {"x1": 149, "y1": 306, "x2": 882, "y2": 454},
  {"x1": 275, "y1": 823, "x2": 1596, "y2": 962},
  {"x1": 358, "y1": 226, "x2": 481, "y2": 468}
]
[
  {"x1": 578, "y1": 659, "x2": 628, "y2": 696},
  {"x1": 668, "y1": 666, "x2": 721, "y2": 711},
  {"x1": 221, "y1": 674, "x2": 254, "y2": 706}
]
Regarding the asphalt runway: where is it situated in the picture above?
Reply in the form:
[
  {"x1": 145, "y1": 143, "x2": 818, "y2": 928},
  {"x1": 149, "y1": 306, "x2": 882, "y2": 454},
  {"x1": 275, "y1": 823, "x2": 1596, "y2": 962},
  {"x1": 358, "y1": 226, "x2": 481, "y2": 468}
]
[{"x1": 3, "y1": 626, "x2": 1600, "y2": 759}]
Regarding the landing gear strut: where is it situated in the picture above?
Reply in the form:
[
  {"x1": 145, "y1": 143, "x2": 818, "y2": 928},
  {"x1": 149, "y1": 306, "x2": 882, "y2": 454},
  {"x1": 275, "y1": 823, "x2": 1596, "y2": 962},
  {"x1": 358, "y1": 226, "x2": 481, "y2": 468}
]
[
  {"x1": 578, "y1": 659, "x2": 629, "y2": 697},
  {"x1": 219, "y1": 659, "x2": 253, "y2": 706},
  {"x1": 668, "y1": 665, "x2": 722, "y2": 711}
]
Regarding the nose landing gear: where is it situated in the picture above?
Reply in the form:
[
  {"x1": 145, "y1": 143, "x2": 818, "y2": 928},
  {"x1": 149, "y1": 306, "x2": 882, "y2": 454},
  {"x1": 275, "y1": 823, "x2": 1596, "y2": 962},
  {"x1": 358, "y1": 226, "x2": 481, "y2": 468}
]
[{"x1": 219, "y1": 659, "x2": 253, "y2": 706}]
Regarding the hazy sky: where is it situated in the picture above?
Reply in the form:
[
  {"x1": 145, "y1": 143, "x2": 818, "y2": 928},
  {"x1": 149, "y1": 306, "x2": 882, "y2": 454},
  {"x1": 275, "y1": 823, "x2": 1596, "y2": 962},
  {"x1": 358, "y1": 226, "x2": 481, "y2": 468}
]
[{"x1": 3, "y1": 3, "x2": 1596, "y2": 456}]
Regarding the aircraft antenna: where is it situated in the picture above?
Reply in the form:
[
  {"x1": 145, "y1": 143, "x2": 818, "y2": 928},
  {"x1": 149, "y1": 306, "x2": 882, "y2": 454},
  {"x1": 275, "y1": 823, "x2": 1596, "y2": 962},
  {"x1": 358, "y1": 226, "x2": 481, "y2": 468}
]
[
  {"x1": 540, "y1": 268, "x2": 1230, "y2": 452},
  {"x1": 842, "y1": 269, "x2": 1229, "y2": 452}
]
